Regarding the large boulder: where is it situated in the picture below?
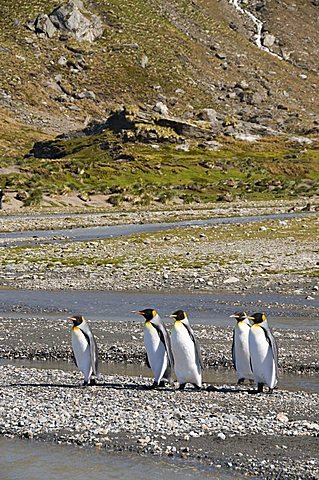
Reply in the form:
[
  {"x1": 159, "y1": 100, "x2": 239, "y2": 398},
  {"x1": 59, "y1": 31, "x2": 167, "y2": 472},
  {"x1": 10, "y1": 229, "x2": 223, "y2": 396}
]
[
  {"x1": 28, "y1": 0, "x2": 103, "y2": 42},
  {"x1": 34, "y1": 13, "x2": 57, "y2": 38},
  {"x1": 49, "y1": 0, "x2": 103, "y2": 42}
]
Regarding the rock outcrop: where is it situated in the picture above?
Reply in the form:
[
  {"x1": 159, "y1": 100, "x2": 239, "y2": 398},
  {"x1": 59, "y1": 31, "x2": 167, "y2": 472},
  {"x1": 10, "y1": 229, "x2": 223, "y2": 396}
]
[{"x1": 27, "y1": 0, "x2": 103, "y2": 42}]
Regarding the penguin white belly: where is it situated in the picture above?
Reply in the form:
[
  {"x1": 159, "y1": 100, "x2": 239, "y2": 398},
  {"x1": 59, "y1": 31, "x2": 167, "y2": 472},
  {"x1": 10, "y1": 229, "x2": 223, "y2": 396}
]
[
  {"x1": 144, "y1": 323, "x2": 167, "y2": 383},
  {"x1": 234, "y1": 323, "x2": 253, "y2": 380},
  {"x1": 249, "y1": 325, "x2": 277, "y2": 388},
  {"x1": 171, "y1": 323, "x2": 201, "y2": 387},
  {"x1": 72, "y1": 327, "x2": 92, "y2": 383}
]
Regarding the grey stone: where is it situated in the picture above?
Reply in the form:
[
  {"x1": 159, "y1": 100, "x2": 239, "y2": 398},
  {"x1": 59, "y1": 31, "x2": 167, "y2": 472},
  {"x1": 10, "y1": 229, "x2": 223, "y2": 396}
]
[
  {"x1": 77, "y1": 90, "x2": 96, "y2": 100},
  {"x1": 49, "y1": 0, "x2": 103, "y2": 43},
  {"x1": 197, "y1": 108, "x2": 219, "y2": 126},
  {"x1": 153, "y1": 102, "x2": 169, "y2": 116},
  {"x1": 175, "y1": 143, "x2": 189, "y2": 151},
  {"x1": 34, "y1": 13, "x2": 57, "y2": 38},
  {"x1": 140, "y1": 55, "x2": 148, "y2": 68},
  {"x1": 215, "y1": 52, "x2": 226, "y2": 60},
  {"x1": 223, "y1": 276, "x2": 240, "y2": 284},
  {"x1": 263, "y1": 33, "x2": 276, "y2": 48},
  {"x1": 58, "y1": 56, "x2": 68, "y2": 66},
  {"x1": 235, "y1": 80, "x2": 249, "y2": 90}
]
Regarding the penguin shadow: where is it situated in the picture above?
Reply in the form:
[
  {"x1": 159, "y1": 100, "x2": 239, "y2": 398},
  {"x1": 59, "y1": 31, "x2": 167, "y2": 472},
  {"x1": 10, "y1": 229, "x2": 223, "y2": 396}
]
[
  {"x1": 8, "y1": 381, "x2": 154, "y2": 390},
  {"x1": 8, "y1": 382, "x2": 80, "y2": 389},
  {"x1": 8, "y1": 380, "x2": 175, "y2": 391},
  {"x1": 206, "y1": 385, "x2": 241, "y2": 393},
  {"x1": 97, "y1": 381, "x2": 173, "y2": 392},
  {"x1": 205, "y1": 383, "x2": 254, "y2": 394}
]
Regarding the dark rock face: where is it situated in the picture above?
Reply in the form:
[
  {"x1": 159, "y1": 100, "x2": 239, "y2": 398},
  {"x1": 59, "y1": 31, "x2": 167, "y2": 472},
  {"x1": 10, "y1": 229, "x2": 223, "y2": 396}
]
[
  {"x1": 28, "y1": 106, "x2": 216, "y2": 159},
  {"x1": 28, "y1": 140, "x2": 67, "y2": 159}
]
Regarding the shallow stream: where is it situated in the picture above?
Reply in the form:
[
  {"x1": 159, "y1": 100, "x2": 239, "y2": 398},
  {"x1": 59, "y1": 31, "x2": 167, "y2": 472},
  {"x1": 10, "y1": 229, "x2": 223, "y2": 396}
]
[
  {"x1": 0, "y1": 289, "x2": 318, "y2": 330},
  {"x1": 1, "y1": 358, "x2": 318, "y2": 394},
  {"x1": 1, "y1": 437, "x2": 239, "y2": 480},
  {"x1": 0, "y1": 212, "x2": 313, "y2": 247}
]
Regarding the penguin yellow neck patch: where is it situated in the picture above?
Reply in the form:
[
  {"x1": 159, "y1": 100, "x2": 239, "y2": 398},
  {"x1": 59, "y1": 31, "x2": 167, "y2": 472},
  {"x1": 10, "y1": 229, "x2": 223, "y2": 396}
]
[{"x1": 174, "y1": 320, "x2": 183, "y2": 329}]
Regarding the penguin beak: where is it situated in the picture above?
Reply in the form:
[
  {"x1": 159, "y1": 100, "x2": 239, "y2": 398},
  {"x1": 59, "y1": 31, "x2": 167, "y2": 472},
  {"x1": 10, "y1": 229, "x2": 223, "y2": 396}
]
[
  {"x1": 67, "y1": 316, "x2": 76, "y2": 321},
  {"x1": 132, "y1": 311, "x2": 143, "y2": 315},
  {"x1": 169, "y1": 314, "x2": 177, "y2": 319},
  {"x1": 229, "y1": 315, "x2": 239, "y2": 318}
]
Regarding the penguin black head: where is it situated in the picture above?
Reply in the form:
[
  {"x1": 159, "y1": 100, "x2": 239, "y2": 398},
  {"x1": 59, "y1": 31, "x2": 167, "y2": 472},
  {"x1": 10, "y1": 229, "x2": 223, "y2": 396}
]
[
  {"x1": 68, "y1": 315, "x2": 84, "y2": 326},
  {"x1": 250, "y1": 312, "x2": 267, "y2": 324},
  {"x1": 133, "y1": 309, "x2": 157, "y2": 322},
  {"x1": 170, "y1": 310, "x2": 187, "y2": 321},
  {"x1": 230, "y1": 311, "x2": 249, "y2": 322}
]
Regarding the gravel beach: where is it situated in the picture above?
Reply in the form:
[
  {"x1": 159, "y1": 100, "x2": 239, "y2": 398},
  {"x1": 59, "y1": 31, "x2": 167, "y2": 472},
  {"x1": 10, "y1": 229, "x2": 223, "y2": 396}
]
[
  {"x1": 0, "y1": 200, "x2": 318, "y2": 479},
  {"x1": 0, "y1": 316, "x2": 318, "y2": 479},
  {"x1": 0, "y1": 204, "x2": 318, "y2": 298},
  {"x1": 1, "y1": 364, "x2": 319, "y2": 479},
  {"x1": 0, "y1": 318, "x2": 318, "y2": 375}
]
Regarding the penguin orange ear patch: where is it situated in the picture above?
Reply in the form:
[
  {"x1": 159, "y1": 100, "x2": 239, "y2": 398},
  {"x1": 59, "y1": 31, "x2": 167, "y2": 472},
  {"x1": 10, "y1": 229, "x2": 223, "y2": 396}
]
[
  {"x1": 262, "y1": 314, "x2": 266, "y2": 321},
  {"x1": 152, "y1": 309, "x2": 156, "y2": 317}
]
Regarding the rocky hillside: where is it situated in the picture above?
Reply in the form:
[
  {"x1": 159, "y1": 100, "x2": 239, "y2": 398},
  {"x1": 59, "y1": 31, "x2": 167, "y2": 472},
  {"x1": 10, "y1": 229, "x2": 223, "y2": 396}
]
[{"x1": 0, "y1": 0, "x2": 318, "y2": 207}]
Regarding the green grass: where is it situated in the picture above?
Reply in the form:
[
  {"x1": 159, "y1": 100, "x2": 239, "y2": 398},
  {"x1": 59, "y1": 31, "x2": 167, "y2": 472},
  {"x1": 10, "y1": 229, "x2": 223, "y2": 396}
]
[
  {"x1": 0, "y1": 0, "x2": 318, "y2": 209},
  {"x1": 2, "y1": 132, "x2": 319, "y2": 205}
]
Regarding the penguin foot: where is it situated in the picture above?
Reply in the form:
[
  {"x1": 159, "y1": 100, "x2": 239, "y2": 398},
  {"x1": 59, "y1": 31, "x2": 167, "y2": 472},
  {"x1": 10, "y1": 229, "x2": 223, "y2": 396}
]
[
  {"x1": 237, "y1": 378, "x2": 245, "y2": 385},
  {"x1": 248, "y1": 389, "x2": 260, "y2": 395},
  {"x1": 82, "y1": 381, "x2": 89, "y2": 387},
  {"x1": 192, "y1": 384, "x2": 201, "y2": 391},
  {"x1": 146, "y1": 381, "x2": 159, "y2": 390},
  {"x1": 268, "y1": 388, "x2": 274, "y2": 394},
  {"x1": 249, "y1": 379, "x2": 255, "y2": 386},
  {"x1": 89, "y1": 378, "x2": 97, "y2": 386},
  {"x1": 159, "y1": 380, "x2": 166, "y2": 388},
  {"x1": 257, "y1": 383, "x2": 264, "y2": 393},
  {"x1": 179, "y1": 383, "x2": 186, "y2": 391}
]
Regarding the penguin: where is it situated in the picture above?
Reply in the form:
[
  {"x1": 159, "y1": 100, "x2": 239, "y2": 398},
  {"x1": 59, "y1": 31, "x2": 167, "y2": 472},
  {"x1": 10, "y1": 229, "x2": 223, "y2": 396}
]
[
  {"x1": 169, "y1": 310, "x2": 203, "y2": 390},
  {"x1": 249, "y1": 312, "x2": 278, "y2": 393},
  {"x1": 68, "y1": 315, "x2": 98, "y2": 386},
  {"x1": 133, "y1": 309, "x2": 174, "y2": 388},
  {"x1": 230, "y1": 311, "x2": 254, "y2": 385}
]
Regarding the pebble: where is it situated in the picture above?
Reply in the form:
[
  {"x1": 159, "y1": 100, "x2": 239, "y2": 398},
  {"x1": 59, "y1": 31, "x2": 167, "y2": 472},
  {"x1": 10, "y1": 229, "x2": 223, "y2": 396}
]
[
  {"x1": 0, "y1": 205, "x2": 318, "y2": 298},
  {"x1": 0, "y1": 364, "x2": 318, "y2": 479}
]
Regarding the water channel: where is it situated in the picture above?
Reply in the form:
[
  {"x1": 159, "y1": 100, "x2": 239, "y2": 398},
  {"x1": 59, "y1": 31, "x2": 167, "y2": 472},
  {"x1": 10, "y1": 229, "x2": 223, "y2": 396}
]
[
  {"x1": 0, "y1": 211, "x2": 313, "y2": 247},
  {"x1": 1, "y1": 211, "x2": 317, "y2": 477},
  {"x1": 0, "y1": 288, "x2": 318, "y2": 329},
  {"x1": 1, "y1": 436, "x2": 240, "y2": 480}
]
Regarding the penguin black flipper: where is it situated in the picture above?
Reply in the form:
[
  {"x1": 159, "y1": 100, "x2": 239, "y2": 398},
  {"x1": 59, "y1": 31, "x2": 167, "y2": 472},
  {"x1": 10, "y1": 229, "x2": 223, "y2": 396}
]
[
  {"x1": 145, "y1": 352, "x2": 151, "y2": 368},
  {"x1": 231, "y1": 330, "x2": 237, "y2": 371},
  {"x1": 80, "y1": 323, "x2": 99, "y2": 375},
  {"x1": 183, "y1": 323, "x2": 204, "y2": 369},
  {"x1": 260, "y1": 323, "x2": 278, "y2": 375},
  {"x1": 72, "y1": 351, "x2": 78, "y2": 368},
  {"x1": 90, "y1": 335, "x2": 99, "y2": 375},
  {"x1": 153, "y1": 323, "x2": 174, "y2": 368}
]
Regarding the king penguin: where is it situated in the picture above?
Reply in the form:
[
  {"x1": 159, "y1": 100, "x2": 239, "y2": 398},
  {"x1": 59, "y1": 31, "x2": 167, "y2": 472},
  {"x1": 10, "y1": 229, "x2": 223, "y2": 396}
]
[
  {"x1": 170, "y1": 310, "x2": 203, "y2": 390},
  {"x1": 133, "y1": 309, "x2": 174, "y2": 388},
  {"x1": 68, "y1": 315, "x2": 99, "y2": 386},
  {"x1": 230, "y1": 311, "x2": 254, "y2": 385},
  {"x1": 249, "y1": 312, "x2": 278, "y2": 393}
]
